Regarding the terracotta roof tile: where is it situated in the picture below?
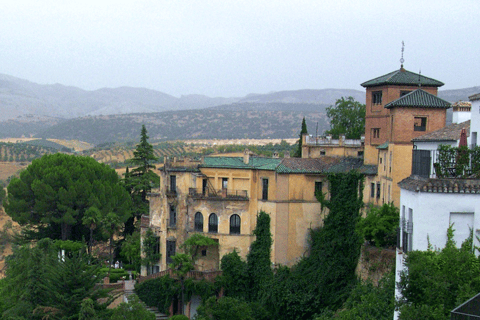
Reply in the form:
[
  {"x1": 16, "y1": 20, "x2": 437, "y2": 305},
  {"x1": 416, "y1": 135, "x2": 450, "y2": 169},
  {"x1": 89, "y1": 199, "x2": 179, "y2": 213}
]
[{"x1": 412, "y1": 120, "x2": 470, "y2": 142}]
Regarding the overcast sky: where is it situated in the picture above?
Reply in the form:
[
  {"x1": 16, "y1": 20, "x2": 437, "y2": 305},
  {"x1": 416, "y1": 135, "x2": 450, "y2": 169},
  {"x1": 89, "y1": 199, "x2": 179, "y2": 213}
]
[{"x1": 1, "y1": 0, "x2": 478, "y2": 97}]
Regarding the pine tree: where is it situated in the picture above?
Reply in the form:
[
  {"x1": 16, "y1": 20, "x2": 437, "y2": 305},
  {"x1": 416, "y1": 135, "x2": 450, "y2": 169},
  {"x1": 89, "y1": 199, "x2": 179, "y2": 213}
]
[
  {"x1": 294, "y1": 117, "x2": 308, "y2": 158},
  {"x1": 125, "y1": 125, "x2": 160, "y2": 234}
]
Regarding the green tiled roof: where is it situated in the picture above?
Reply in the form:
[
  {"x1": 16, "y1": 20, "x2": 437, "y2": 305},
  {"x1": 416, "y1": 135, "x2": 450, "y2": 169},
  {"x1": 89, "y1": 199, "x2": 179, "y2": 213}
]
[
  {"x1": 202, "y1": 157, "x2": 282, "y2": 170},
  {"x1": 377, "y1": 142, "x2": 389, "y2": 150},
  {"x1": 276, "y1": 157, "x2": 377, "y2": 175},
  {"x1": 361, "y1": 67, "x2": 444, "y2": 88},
  {"x1": 384, "y1": 89, "x2": 451, "y2": 109},
  {"x1": 323, "y1": 158, "x2": 378, "y2": 175}
]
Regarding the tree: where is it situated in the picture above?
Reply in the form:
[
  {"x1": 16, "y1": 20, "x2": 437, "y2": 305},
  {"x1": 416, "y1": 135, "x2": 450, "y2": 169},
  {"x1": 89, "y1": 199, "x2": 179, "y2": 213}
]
[
  {"x1": 0, "y1": 238, "x2": 111, "y2": 319},
  {"x1": 397, "y1": 226, "x2": 480, "y2": 320},
  {"x1": 142, "y1": 228, "x2": 161, "y2": 275},
  {"x1": 104, "y1": 211, "x2": 124, "y2": 273},
  {"x1": 183, "y1": 233, "x2": 218, "y2": 264},
  {"x1": 5, "y1": 153, "x2": 132, "y2": 241},
  {"x1": 357, "y1": 202, "x2": 399, "y2": 247},
  {"x1": 110, "y1": 295, "x2": 156, "y2": 320},
  {"x1": 82, "y1": 206, "x2": 102, "y2": 254},
  {"x1": 325, "y1": 96, "x2": 365, "y2": 139},
  {"x1": 125, "y1": 125, "x2": 160, "y2": 235},
  {"x1": 121, "y1": 230, "x2": 141, "y2": 271},
  {"x1": 195, "y1": 296, "x2": 254, "y2": 320},
  {"x1": 246, "y1": 211, "x2": 273, "y2": 301},
  {"x1": 293, "y1": 117, "x2": 308, "y2": 158},
  {"x1": 169, "y1": 253, "x2": 194, "y2": 315}
]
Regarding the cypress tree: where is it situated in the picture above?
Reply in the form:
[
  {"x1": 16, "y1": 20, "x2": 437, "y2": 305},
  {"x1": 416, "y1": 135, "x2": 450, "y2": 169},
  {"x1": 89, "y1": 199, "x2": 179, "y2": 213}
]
[{"x1": 294, "y1": 117, "x2": 308, "y2": 158}]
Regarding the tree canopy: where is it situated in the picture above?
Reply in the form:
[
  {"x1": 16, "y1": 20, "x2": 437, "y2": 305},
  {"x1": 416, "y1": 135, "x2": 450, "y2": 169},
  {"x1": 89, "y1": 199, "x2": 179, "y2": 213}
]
[
  {"x1": 325, "y1": 97, "x2": 365, "y2": 139},
  {"x1": 5, "y1": 153, "x2": 132, "y2": 241},
  {"x1": 124, "y1": 125, "x2": 159, "y2": 234},
  {"x1": 293, "y1": 117, "x2": 308, "y2": 157}
]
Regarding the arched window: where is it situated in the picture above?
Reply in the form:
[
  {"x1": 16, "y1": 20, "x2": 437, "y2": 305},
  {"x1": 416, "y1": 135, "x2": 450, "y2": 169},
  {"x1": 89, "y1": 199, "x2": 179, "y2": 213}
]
[
  {"x1": 230, "y1": 214, "x2": 241, "y2": 234},
  {"x1": 195, "y1": 212, "x2": 203, "y2": 232},
  {"x1": 208, "y1": 213, "x2": 218, "y2": 233}
]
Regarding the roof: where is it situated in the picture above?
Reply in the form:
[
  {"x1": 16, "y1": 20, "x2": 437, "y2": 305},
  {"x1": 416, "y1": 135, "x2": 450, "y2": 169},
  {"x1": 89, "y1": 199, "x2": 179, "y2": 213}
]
[
  {"x1": 398, "y1": 175, "x2": 480, "y2": 193},
  {"x1": 276, "y1": 157, "x2": 377, "y2": 175},
  {"x1": 377, "y1": 142, "x2": 389, "y2": 150},
  {"x1": 361, "y1": 67, "x2": 444, "y2": 88},
  {"x1": 384, "y1": 89, "x2": 451, "y2": 109},
  {"x1": 202, "y1": 156, "x2": 377, "y2": 175},
  {"x1": 201, "y1": 156, "x2": 282, "y2": 170},
  {"x1": 412, "y1": 120, "x2": 470, "y2": 142},
  {"x1": 469, "y1": 93, "x2": 480, "y2": 101}
]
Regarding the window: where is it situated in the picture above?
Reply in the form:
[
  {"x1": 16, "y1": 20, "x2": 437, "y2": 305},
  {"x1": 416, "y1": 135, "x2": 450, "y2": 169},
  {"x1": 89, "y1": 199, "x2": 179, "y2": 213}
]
[
  {"x1": 372, "y1": 128, "x2": 380, "y2": 139},
  {"x1": 370, "y1": 183, "x2": 375, "y2": 198},
  {"x1": 230, "y1": 214, "x2": 241, "y2": 234},
  {"x1": 208, "y1": 213, "x2": 218, "y2": 233},
  {"x1": 194, "y1": 212, "x2": 203, "y2": 232},
  {"x1": 358, "y1": 151, "x2": 364, "y2": 157},
  {"x1": 201, "y1": 249, "x2": 207, "y2": 256},
  {"x1": 372, "y1": 91, "x2": 382, "y2": 104},
  {"x1": 414, "y1": 117, "x2": 427, "y2": 131},
  {"x1": 320, "y1": 150, "x2": 326, "y2": 156},
  {"x1": 166, "y1": 240, "x2": 176, "y2": 264},
  {"x1": 400, "y1": 90, "x2": 411, "y2": 97},
  {"x1": 315, "y1": 181, "x2": 323, "y2": 197},
  {"x1": 169, "y1": 205, "x2": 176, "y2": 227},
  {"x1": 202, "y1": 179, "x2": 208, "y2": 195},
  {"x1": 222, "y1": 178, "x2": 228, "y2": 189},
  {"x1": 170, "y1": 175, "x2": 177, "y2": 193},
  {"x1": 376, "y1": 183, "x2": 381, "y2": 198},
  {"x1": 379, "y1": 157, "x2": 382, "y2": 164},
  {"x1": 262, "y1": 178, "x2": 269, "y2": 200}
]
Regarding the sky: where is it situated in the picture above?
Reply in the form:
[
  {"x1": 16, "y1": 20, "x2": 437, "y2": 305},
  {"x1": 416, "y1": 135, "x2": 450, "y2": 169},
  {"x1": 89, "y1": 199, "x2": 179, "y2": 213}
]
[{"x1": 1, "y1": 0, "x2": 479, "y2": 98}]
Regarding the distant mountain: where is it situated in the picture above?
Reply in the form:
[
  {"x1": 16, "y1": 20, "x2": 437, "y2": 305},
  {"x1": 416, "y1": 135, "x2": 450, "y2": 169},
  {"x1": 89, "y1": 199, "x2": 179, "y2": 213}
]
[
  {"x1": 438, "y1": 86, "x2": 480, "y2": 103},
  {"x1": 0, "y1": 73, "x2": 366, "y2": 121}
]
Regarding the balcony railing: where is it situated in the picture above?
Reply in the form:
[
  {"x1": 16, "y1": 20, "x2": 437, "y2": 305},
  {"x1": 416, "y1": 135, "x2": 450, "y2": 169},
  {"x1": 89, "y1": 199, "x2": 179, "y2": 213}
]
[
  {"x1": 165, "y1": 188, "x2": 177, "y2": 196},
  {"x1": 412, "y1": 148, "x2": 479, "y2": 179},
  {"x1": 188, "y1": 188, "x2": 248, "y2": 200},
  {"x1": 138, "y1": 268, "x2": 223, "y2": 283}
]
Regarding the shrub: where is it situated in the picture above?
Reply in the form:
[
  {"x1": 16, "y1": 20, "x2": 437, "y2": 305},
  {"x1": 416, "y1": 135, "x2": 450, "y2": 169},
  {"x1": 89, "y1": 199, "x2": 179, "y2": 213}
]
[{"x1": 357, "y1": 203, "x2": 399, "y2": 248}]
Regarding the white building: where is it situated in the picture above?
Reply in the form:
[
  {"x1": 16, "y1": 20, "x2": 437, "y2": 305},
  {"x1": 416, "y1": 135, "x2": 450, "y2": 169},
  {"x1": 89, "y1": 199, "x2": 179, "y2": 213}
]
[{"x1": 394, "y1": 95, "x2": 480, "y2": 320}]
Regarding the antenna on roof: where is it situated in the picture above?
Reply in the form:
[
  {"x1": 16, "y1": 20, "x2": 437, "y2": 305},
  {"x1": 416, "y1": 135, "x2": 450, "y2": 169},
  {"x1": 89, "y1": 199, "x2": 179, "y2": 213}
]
[
  {"x1": 418, "y1": 69, "x2": 422, "y2": 87},
  {"x1": 400, "y1": 41, "x2": 405, "y2": 69}
]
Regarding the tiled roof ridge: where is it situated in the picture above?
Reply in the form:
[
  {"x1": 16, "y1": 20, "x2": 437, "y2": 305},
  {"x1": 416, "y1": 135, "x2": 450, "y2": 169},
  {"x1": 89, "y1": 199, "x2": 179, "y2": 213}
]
[
  {"x1": 412, "y1": 120, "x2": 470, "y2": 142},
  {"x1": 399, "y1": 175, "x2": 480, "y2": 193},
  {"x1": 361, "y1": 67, "x2": 444, "y2": 88},
  {"x1": 384, "y1": 89, "x2": 451, "y2": 109}
]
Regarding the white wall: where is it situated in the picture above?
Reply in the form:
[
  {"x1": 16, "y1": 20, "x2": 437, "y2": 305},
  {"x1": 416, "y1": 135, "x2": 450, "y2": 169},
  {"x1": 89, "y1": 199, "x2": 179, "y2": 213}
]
[
  {"x1": 414, "y1": 140, "x2": 457, "y2": 151},
  {"x1": 399, "y1": 188, "x2": 480, "y2": 251},
  {"x1": 470, "y1": 99, "x2": 480, "y2": 147}
]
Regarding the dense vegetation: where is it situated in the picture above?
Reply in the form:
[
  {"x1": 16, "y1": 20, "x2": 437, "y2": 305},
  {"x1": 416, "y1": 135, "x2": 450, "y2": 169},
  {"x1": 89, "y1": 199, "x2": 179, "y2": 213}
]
[
  {"x1": 33, "y1": 109, "x2": 327, "y2": 145},
  {"x1": 5, "y1": 153, "x2": 132, "y2": 241}
]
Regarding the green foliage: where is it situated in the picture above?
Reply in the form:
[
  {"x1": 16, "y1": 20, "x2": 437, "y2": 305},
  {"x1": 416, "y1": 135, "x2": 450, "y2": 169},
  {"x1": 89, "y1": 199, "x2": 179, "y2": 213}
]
[
  {"x1": 125, "y1": 125, "x2": 160, "y2": 234},
  {"x1": 170, "y1": 253, "x2": 194, "y2": 277},
  {"x1": 246, "y1": 211, "x2": 273, "y2": 301},
  {"x1": 79, "y1": 298, "x2": 97, "y2": 320},
  {"x1": 110, "y1": 295, "x2": 156, "y2": 320},
  {"x1": 0, "y1": 238, "x2": 110, "y2": 320},
  {"x1": 183, "y1": 233, "x2": 218, "y2": 262},
  {"x1": 397, "y1": 226, "x2": 480, "y2": 319},
  {"x1": 135, "y1": 276, "x2": 179, "y2": 314},
  {"x1": 0, "y1": 187, "x2": 6, "y2": 205},
  {"x1": 293, "y1": 117, "x2": 307, "y2": 157},
  {"x1": 219, "y1": 250, "x2": 249, "y2": 299},
  {"x1": 169, "y1": 315, "x2": 189, "y2": 320},
  {"x1": 315, "y1": 272, "x2": 395, "y2": 320},
  {"x1": 142, "y1": 228, "x2": 161, "y2": 272},
  {"x1": 121, "y1": 230, "x2": 141, "y2": 271},
  {"x1": 435, "y1": 144, "x2": 479, "y2": 178},
  {"x1": 195, "y1": 296, "x2": 254, "y2": 320},
  {"x1": 5, "y1": 153, "x2": 132, "y2": 241},
  {"x1": 325, "y1": 96, "x2": 366, "y2": 139},
  {"x1": 357, "y1": 203, "x2": 399, "y2": 247}
]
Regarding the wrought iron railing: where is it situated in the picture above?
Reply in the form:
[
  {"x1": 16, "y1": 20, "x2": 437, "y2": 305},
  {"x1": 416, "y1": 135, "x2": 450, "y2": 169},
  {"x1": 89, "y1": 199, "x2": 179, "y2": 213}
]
[{"x1": 188, "y1": 188, "x2": 248, "y2": 199}]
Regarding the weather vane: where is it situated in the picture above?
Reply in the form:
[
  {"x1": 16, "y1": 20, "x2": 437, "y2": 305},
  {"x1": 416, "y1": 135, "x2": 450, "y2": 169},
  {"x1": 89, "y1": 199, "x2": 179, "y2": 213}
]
[{"x1": 400, "y1": 41, "x2": 405, "y2": 66}]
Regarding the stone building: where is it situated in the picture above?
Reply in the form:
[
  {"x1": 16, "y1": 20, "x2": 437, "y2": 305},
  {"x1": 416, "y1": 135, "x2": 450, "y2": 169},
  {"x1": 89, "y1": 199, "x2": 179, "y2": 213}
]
[{"x1": 141, "y1": 151, "x2": 376, "y2": 275}]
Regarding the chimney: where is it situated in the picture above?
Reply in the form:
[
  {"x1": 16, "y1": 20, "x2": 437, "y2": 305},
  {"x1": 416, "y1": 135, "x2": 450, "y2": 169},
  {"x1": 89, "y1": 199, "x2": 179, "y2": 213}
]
[
  {"x1": 452, "y1": 101, "x2": 471, "y2": 124},
  {"x1": 243, "y1": 149, "x2": 250, "y2": 164},
  {"x1": 273, "y1": 151, "x2": 279, "y2": 158}
]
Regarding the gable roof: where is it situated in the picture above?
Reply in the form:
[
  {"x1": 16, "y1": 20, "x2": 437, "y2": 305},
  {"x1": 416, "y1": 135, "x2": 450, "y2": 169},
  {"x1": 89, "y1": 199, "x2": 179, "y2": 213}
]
[
  {"x1": 361, "y1": 67, "x2": 444, "y2": 88},
  {"x1": 412, "y1": 120, "x2": 470, "y2": 142},
  {"x1": 384, "y1": 89, "x2": 451, "y2": 109}
]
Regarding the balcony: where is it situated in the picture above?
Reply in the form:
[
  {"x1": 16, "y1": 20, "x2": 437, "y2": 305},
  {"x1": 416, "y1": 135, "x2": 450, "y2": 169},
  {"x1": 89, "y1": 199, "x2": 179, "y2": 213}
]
[
  {"x1": 165, "y1": 188, "x2": 177, "y2": 197},
  {"x1": 188, "y1": 188, "x2": 248, "y2": 200},
  {"x1": 412, "y1": 147, "x2": 480, "y2": 179}
]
